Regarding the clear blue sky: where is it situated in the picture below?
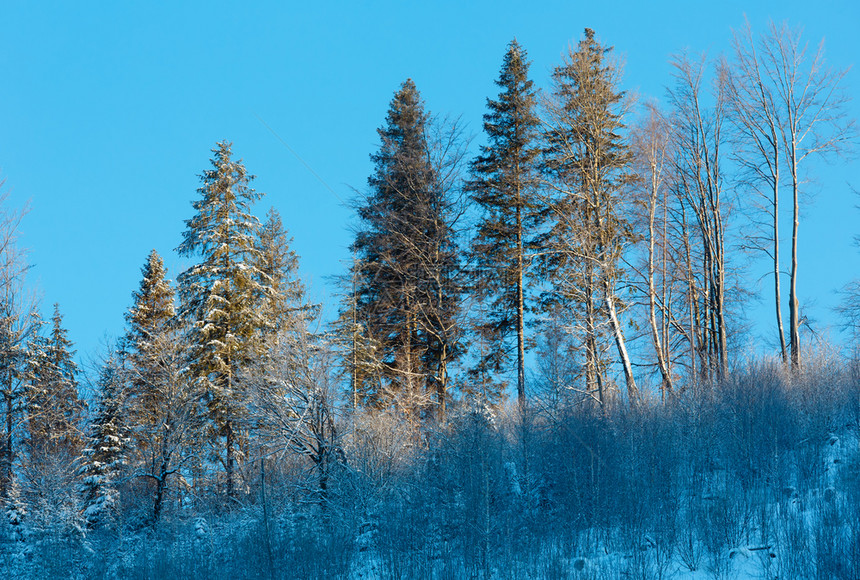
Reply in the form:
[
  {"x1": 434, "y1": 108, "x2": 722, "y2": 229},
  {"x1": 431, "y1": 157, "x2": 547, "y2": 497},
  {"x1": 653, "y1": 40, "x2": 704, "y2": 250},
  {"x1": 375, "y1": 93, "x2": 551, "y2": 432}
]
[{"x1": 0, "y1": 1, "x2": 858, "y2": 367}]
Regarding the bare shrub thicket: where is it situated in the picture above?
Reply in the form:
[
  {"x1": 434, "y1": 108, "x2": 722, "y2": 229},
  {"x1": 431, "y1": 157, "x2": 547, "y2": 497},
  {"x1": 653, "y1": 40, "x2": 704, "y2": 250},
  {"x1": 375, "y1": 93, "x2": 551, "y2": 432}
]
[{"x1": 3, "y1": 353, "x2": 859, "y2": 579}]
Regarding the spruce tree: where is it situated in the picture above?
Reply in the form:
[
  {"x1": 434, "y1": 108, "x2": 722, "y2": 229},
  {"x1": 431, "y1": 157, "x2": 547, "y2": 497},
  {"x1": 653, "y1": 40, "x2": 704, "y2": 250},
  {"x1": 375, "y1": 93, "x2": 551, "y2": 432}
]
[
  {"x1": 123, "y1": 250, "x2": 176, "y2": 419},
  {"x1": 20, "y1": 305, "x2": 84, "y2": 524},
  {"x1": 125, "y1": 250, "x2": 175, "y2": 356},
  {"x1": 254, "y1": 208, "x2": 310, "y2": 346},
  {"x1": 25, "y1": 304, "x2": 83, "y2": 456},
  {"x1": 4, "y1": 476, "x2": 26, "y2": 542},
  {"x1": 350, "y1": 80, "x2": 462, "y2": 419},
  {"x1": 123, "y1": 250, "x2": 196, "y2": 522},
  {"x1": 177, "y1": 141, "x2": 269, "y2": 498},
  {"x1": 78, "y1": 352, "x2": 128, "y2": 529},
  {"x1": 469, "y1": 39, "x2": 542, "y2": 409}
]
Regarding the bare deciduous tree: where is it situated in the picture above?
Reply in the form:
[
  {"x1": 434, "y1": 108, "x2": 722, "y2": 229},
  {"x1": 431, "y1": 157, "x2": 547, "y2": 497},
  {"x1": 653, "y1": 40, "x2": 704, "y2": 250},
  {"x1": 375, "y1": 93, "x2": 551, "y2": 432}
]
[
  {"x1": 629, "y1": 105, "x2": 677, "y2": 398},
  {"x1": 666, "y1": 53, "x2": 730, "y2": 382},
  {"x1": 251, "y1": 319, "x2": 344, "y2": 509},
  {"x1": 0, "y1": 185, "x2": 36, "y2": 499},
  {"x1": 725, "y1": 20, "x2": 855, "y2": 369}
]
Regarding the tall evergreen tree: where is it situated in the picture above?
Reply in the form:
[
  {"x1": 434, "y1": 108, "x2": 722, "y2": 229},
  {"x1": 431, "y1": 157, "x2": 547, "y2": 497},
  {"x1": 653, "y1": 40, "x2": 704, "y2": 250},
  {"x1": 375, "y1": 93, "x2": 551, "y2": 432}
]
[
  {"x1": 541, "y1": 29, "x2": 637, "y2": 402},
  {"x1": 19, "y1": 305, "x2": 84, "y2": 526},
  {"x1": 469, "y1": 39, "x2": 542, "y2": 408},
  {"x1": 78, "y1": 352, "x2": 128, "y2": 529},
  {"x1": 123, "y1": 250, "x2": 196, "y2": 523},
  {"x1": 177, "y1": 141, "x2": 269, "y2": 498},
  {"x1": 125, "y1": 251, "x2": 175, "y2": 354},
  {"x1": 25, "y1": 304, "x2": 83, "y2": 456},
  {"x1": 254, "y1": 208, "x2": 310, "y2": 346},
  {"x1": 124, "y1": 249, "x2": 176, "y2": 427},
  {"x1": 350, "y1": 80, "x2": 462, "y2": 420}
]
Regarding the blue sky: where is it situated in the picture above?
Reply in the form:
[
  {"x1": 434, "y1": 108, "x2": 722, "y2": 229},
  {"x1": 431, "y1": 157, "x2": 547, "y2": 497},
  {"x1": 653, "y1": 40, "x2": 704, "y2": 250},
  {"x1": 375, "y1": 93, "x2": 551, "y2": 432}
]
[{"x1": 0, "y1": 1, "x2": 858, "y2": 367}]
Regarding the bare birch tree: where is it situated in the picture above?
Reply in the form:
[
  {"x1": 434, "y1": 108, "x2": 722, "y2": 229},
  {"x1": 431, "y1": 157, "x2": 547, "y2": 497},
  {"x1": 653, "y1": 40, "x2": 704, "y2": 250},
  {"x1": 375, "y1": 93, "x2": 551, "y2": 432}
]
[
  {"x1": 666, "y1": 53, "x2": 730, "y2": 382},
  {"x1": 725, "y1": 20, "x2": 855, "y2": 369},
  {"x1": 629, "y1": 105, "x2": 677, "y2": 398}
]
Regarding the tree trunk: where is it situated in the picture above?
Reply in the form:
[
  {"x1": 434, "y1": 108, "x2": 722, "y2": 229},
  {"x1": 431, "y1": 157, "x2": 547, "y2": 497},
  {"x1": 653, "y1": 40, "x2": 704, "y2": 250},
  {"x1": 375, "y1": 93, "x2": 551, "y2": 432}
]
[
  {"x1": 604, "y1": 285, "x2": 637, "y2": 402},
  {"x1": 225, "y1": 419, "x2": 235, "y2": 498},
  {"x1": 584, "y1": 267, "x2": 601, "y2": 403},
  {"x1": 647, "y1": 173, "x2": 674, "y2": 398},
  {"x1": 771, "y1": 141, "x2": 787, "y2": 364},
  {"x1": 1, "y1": 388, "x2": 11, "y2": 498},
  {"x1": 516, "y1": 185, "x2": 526, "y2": 409},
  {"x1": 318, "y1": 454, "x2": 328, "y2": 510},
  {"x1": 681, "y1": 204, "x2": 698, "y2": 382},
  {"x1": 437, "y1": 344, "x2": 448, "y2": 420},
  {"x1": 153, "y1": 461, "x2": 168, "y2": 524},
  {"x1": 789, "y1": 145, "x2": 801, "y2": 370}
]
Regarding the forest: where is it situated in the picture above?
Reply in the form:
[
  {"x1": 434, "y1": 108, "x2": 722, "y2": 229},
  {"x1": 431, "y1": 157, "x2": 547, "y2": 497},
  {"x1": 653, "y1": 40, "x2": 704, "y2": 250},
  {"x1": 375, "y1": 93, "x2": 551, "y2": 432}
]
[{"x1": 0, "y1": 20, "x2": 858, "y2": 579}]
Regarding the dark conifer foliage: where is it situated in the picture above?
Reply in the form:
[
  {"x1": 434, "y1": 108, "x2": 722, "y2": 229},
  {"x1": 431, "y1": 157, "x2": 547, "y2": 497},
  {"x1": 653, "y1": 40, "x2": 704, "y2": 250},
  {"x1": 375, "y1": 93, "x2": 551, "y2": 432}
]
[
  {"x1": 18, "y1": 305, "x2": 84, "y2": 530},
  {"x1": 350, "y1": 79, "x2": 462, "y2": 419},
  {"x1": 123, "y1": 249, "x2": 177, "y2": 426},
  {"x1": 468, "y1": 39, "x2": 542, "y2": 408}
]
